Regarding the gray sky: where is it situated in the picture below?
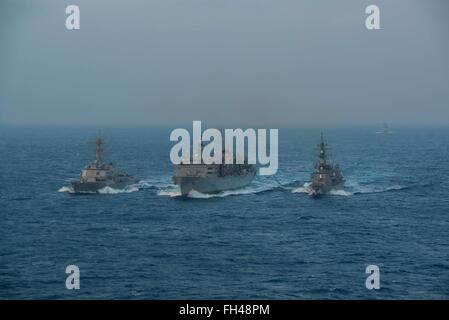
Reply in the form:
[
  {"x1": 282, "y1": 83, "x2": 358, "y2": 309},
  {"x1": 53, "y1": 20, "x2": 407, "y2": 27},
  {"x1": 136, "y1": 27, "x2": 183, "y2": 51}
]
[{"x1": 1, "y1": 0, "x2": 448, "y2": 125}]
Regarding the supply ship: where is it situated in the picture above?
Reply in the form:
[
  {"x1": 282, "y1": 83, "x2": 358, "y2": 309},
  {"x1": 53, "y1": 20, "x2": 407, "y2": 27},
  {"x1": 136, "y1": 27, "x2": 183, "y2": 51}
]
[{"x1": 172, "y1": 145, "x2": 256, "y2": 196}]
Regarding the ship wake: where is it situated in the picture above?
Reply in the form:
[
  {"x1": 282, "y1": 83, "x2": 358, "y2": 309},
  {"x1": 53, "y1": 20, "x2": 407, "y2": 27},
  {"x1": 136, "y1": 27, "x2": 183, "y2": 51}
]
[
  {"x1": 291, "y1": 182, "x2": 355, "y2": 196},
  {"x1": 58, "y1": 179, "x2": 155, "y2": 195},
  {"x1": 58, "y1": 186, "x2": 76, "y2": 193},
  {"x1": 291, "y1": 180, "x2": 410, "y2": 197},
  {"x1": 157, "y1": 179, "x2": 279, "y2": 199},
  {"x1": 59, "y1": 176, "x2": 414, "y2": 197}
]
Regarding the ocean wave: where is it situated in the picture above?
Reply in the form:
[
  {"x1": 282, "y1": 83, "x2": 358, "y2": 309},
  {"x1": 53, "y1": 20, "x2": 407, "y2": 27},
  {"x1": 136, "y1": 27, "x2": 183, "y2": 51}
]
[
  {"x1": 352, "y1": 184, "x2": 408, "y2": 195},
  {"x1": 345, "y1": 179, "x2": 409, "y2": 195}
]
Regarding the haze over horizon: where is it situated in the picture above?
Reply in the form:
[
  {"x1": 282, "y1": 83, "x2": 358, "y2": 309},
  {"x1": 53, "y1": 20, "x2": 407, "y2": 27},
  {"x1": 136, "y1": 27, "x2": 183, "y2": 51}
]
[{"x1": 1, "y1": 0, "x2": 448, "y2": 126}]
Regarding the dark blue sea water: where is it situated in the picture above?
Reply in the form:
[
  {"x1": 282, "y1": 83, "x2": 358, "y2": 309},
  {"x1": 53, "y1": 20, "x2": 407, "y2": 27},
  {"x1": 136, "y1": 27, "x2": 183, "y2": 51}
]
[{"x1": 1, "y1": 125, "x2": 449, "y2": 299}]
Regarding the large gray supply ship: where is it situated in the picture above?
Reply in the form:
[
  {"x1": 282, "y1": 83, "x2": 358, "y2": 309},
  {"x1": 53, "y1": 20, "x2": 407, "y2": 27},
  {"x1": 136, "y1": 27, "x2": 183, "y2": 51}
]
[
  {"x1": 309, "y1": 133, "x2": 345, "y2": 197},
  {"x1": 71, "y1": 137, "x2": 138, "y2": 193},
  {"x1": 172, "y1": 146, "x2": 256, "y2": 196}
]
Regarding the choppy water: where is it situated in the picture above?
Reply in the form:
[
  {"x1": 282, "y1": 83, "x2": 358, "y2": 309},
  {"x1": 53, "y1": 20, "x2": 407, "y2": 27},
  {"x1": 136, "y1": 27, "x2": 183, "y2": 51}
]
[{"x1": 1, "y1": 125, "x2": 449, "y2": 299}]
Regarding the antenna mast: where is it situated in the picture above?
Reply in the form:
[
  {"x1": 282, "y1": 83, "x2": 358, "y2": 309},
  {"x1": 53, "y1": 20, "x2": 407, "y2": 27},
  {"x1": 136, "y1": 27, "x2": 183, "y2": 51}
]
[{"x1": 95, "y1": 137, "x2": 104, "y2": 163}]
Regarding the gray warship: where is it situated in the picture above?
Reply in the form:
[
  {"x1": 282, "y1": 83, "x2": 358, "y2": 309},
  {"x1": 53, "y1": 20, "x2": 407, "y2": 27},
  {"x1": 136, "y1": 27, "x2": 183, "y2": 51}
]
[
  {"x1": 172, "y1": 145, "x2": 256, "y2": 196},
  {"x1": 309, "y1": 133, "x2": 345, "y2": 197},
  {"x1": 376, "y1": 122, "x2": 392, "y2": 134},
  {"x1": 71, "y1": 137, "x2": 138, "y2": 193}
]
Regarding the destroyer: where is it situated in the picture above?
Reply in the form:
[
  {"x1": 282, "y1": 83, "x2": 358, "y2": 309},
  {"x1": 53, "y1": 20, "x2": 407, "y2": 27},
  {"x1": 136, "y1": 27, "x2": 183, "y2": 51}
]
[
  {"x1": 71, "y1": 137, "x2": 138, "y2": 193},
  {"x1": 172, "y1": 143, "x2": 256, "y2": 196},
  {"x1": 309, "y1": 133, "x2": 345, "y2": 197},
  {"x1": 376, "y1": 122, "x2": 392, "y2": 134}
]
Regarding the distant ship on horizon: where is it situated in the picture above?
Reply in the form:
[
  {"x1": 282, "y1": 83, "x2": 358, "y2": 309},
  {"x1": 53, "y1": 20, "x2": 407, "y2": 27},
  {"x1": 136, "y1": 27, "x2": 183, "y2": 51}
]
[{"x1": 376, "y1": 122, "x2": 392, "y2": 134}]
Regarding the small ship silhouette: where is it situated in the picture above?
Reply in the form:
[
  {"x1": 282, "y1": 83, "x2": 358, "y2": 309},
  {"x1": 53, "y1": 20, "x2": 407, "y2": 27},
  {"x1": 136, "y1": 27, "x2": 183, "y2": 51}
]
[
  {"x1": 376, "y1": 122, "x2": 392, "y2": 134},
  {"x1": 309, "y1": 133, "x2": 345, "y2": 197},
  {"x1": 71, "y1": 137, "x2": 138, "y2": 193}
]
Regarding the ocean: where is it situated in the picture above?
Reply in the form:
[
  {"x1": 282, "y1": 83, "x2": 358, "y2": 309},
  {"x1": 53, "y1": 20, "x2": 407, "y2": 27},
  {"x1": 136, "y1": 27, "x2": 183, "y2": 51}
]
[{"x1": 1, "y1": 125, "x2": 448, "y2": 299}]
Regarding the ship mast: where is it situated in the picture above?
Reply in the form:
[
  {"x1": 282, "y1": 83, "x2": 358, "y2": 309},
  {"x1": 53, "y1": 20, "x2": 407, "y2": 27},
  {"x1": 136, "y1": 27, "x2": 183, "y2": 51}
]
[
  {"x1": 318, "y1": 132, "x2": 327, "y2": 166},
  {"x1": 95, "y1": 137, "x2": 104, "y2": 164}
]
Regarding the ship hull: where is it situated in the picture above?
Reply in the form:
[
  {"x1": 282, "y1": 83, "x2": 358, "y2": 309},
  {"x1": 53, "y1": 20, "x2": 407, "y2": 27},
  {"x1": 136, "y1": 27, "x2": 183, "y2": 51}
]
[
  {"x1": 174, "y1": 171, "x2": 256, "y2": 196},
  {"x1": 71, "y1": 178, "x2": 138, "y2": 193}
]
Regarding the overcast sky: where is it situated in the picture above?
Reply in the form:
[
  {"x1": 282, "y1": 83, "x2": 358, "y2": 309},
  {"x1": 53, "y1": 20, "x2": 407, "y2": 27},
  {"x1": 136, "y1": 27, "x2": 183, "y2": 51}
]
[{"x1": 1, "y1": 0, "x2": 448, "y2": 126}]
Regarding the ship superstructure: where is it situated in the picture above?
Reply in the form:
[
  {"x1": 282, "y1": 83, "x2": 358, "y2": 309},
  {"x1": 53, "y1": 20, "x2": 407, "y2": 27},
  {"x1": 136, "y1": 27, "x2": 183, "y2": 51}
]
[{"x1": 309, "y1": 133, "x2": 345, "y2": 197}]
